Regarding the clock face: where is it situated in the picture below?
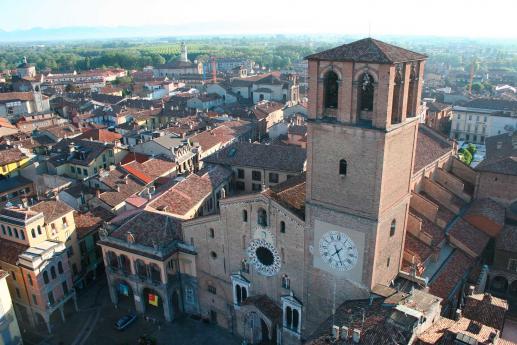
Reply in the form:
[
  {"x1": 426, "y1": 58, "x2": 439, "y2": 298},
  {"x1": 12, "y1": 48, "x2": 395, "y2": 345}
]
[
  {"x1": 247, "y1": 239, "x2": 281, "y2": 276},
  {"x1": 319, "y1": 231, "x2": 358, "y2": 271}
]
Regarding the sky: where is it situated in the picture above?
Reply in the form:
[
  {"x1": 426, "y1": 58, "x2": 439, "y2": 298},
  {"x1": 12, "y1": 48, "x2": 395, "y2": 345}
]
[{"x1": 0, "y1": 0, "x2": 516, "y2": 38}]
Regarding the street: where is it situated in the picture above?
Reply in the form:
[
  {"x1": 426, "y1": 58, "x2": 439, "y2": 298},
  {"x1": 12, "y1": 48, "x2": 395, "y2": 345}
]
[{"x1": 21, "y1": 276, "x2": 242, "y2": 345}]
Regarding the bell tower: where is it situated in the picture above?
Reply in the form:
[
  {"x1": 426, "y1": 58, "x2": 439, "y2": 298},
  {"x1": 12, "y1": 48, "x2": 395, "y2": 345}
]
[{"x1": 303, "y1": 38, "x2": 426, "y2": 332}]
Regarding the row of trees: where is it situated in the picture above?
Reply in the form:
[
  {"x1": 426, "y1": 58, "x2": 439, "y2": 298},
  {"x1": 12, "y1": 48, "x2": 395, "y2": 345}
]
[{"x1": 0, "y1": 38, "x2": 328, "y2": 73}]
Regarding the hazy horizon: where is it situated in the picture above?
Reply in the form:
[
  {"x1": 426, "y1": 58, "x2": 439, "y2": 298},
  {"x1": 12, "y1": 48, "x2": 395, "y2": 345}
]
[{"x1": 1, "y1": 0, "x2": 517, "y2": 41}]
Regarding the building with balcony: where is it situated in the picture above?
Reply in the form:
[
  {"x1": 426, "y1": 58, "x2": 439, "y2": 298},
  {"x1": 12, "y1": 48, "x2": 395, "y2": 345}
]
[{"x1": 98, "y1": 210, "x2": 198, "y2": 321}]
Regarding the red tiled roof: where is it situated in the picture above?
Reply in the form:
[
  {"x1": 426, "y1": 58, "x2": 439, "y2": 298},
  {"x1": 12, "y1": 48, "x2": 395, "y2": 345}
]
[
  {"x1": 463, "y1": 293, "x2": 508, "y2": 331},
  {"x1": 77, "y1": 128, "x2": 122, "y2": 143},
  {"x1": 147, "y1": 174, "x2": 212, "y2": 217},
  {"x1": 0, "y1": 147, "x2": 27, "y2": 166},
  {"x1": 73, "y1": 207, "x2": 115, "y2": 239},
  {"x1": 448, "y1": 218, "x2": 491, "y2": 258},
  {"x1": 263, "y1": 173, "x2": 306, "y2": 220},
  {"x1": 30, "y1": 199, "x2": 74, "y2": 223},
  {"x1": 0, "y1": 239, "x2": 29, "y2": 265},
  {"x1": 429, "y1": 250, "x2": 472, "y2": 301}
]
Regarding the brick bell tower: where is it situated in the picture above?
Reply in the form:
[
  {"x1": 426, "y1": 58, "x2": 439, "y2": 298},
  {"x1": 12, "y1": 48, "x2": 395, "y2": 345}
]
[{"x1": 303, "y1": 38, "x2": 427, "y2": 325}]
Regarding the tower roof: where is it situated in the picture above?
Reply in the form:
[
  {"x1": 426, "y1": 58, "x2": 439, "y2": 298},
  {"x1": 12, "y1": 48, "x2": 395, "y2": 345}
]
[{"x1": 305, "y1": 38, "x2": 427, "y2": 64}]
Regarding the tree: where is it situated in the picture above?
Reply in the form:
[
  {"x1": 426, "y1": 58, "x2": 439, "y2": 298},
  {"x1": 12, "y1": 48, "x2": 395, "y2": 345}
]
[{"x1": 459, "y1": 148, "x2": 473, "y2": 165}]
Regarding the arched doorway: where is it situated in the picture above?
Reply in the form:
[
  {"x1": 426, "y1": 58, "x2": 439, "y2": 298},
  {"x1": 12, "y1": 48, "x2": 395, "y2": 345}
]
[
  {"x1": 115, "y1": 279, "x2": 135, "y2": 312},
  {"x1": 490, "y1": 276, "x2": 509, "y2": 295},
  {"x1": 142, "y1": 287, "x2": 164, "y2": 320},
  {"x1": 259, "y1": 318, "x2": 275, "y2": 345}
]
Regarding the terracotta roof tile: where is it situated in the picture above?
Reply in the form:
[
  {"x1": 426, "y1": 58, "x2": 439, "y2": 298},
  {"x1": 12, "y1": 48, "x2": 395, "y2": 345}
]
[
  {"x1": 306, "y1": 38, "x2": 427, "y2": 63},
  {"x1": 463, "y1": 293, "x2": 508, "y2": 331},
  {"x1": 30, "y1": 199, "x2": 74, "y2": 223},
  {"x1": 0, "y1": 239, "x2": 29, "y2": 265},
  {"x1": 448, "y1": 219, "x2": 490, "y2": 258},
  {"x1": 263, "y1": 173, "x2": 306, "y2": 220},
  {"x1": 109, "y1": 210, "x2": 182, "y2": 247},
  {"x1": 0, "y1": 147, "x2": 27, "y2": 166},
  {"x1": 74, "y1": 207, "x2": 115, "y2": 239},
  {"x1": 429, "y1": 250, "x2": 472, "y2": 301},
  {"x1": 77, "y1": 128, "x2": 122, "y2": 143},
  {"x1": 147, "y1": 173, "x2": 213, "y2": 218},
  {"x1": 414, "y1": 125, "x2": 453, "y2": 173},
  {"x1": 204, "y1": 142, "x2": 306, "y2": 172}
]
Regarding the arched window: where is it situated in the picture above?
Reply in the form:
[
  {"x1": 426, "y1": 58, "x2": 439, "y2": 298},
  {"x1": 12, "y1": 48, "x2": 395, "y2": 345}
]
[
  {"x1": 43, "y1": 271, "x2": 49, "y2": 284},
  {"x1": 50, "y1": 266, "x2": 56, "y2": 279},
  {"x1": 20, "y1": 229, "x2": 25, "y2": 240},
  {"x1": 406, "y1": 64, "x2": 417, "y2": 117},
  {"x1": 58, "y1": 261, "x2": 63, "y2": 274},
  {"x1": 149, "y1": 263, "x2": 161, "y2": 283},
  {"x1": 107, "y1": 251, "x2": 118, "y2": 269},
  {"x1": 242, "y1": 210, "x2": 248, "y2": 222},
  {"x1": 339, "y1": 159, "x2": 347, "y2": 176},
  {"x1": 359, "y1": 73, "x2": 375, "y2": 112},
  {"x1": 135, "y1": 259, "x2": 147, "y2": 280},
  {"x1": 285, "y1": 306, "x2": 300, "y2": 331},
  {"x1": 13, "y1": 228, "x2": 19, "y2": 238},
  {"x1": 7, "y1": 226, "x2": 12, "y2": 236},
  {"x1": 391, "y1": 65, "x2": 403, "y2": 124},
  {"x1": 257, "y1": 208, "x2": 267, "y2": 227},
  {"x1": 210, "y1": 251, "x2": 218, "y2": 259},
  {"x1": 324, "y1": 71, "x2": 339, "y2": 109},
  {"x1": 1, "y1": 225, "x2": 5, "y2": 235},
  {"x1": 286, "y1": 306, "x2": 293, "y2": 327},
  {"x1": 37, "y1": 225, "x2": 42, "y2": 235},
  {"x1": 120, "y1": 255, "x2": 131, "y2": 274},
  {"x1": 31, "y1": 228, "x2": 36, "y2": 238},
  {"x1": 235, "y1": 284, "x2": 248, "y2": 305},
  {"x1": 292, "y1": 309, "x2": 299, "y2": 329},
  {"x1": 390, "y1": 219, "x2": 396, "y2": 237},
  {"x1": 209, "y1": 228, "x2": 215, "y2": 238},
  {"x1": 280, "y1": 221, "x2": 286, "y2": 234}
]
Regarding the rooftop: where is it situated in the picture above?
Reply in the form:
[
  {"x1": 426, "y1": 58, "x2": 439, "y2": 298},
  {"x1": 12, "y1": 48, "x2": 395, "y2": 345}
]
[
  {"x1": 305, "y1": 38, "x2": 427, "y2": 64},
  {"x1": 204, "y1": 142, "x2": 306, "y2": 172},
  {"x1": 413, "y1": 125, "x2": 453, "y2": 173},
  {"x1": 30, "y1": 199, "x2": 74, "y2": 224},
  {"x1": 263, "y1": 173, "x2": 306, "y2": 220}
]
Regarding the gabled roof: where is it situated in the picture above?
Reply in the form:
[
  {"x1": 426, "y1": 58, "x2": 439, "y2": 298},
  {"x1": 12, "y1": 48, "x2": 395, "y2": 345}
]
[{"x1": 306, "y1": 38, "x2": 427, "y2": 64}]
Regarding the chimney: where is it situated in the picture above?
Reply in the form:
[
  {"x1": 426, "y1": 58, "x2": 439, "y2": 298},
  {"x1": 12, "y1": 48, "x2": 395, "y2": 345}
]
[
  {"x1": 468, "y1": 285, "x2": 475, "y2": 296},
  {"x1": 352, "y1": 329, "x2": 361, "y2": 343},
  {"x1": 455, "y1": 308, "x2": 462, "y2": 321},
  {"x1": 116, "y1": 185, "x2": 120, "y2": 192},
  {"x1": 96, "y1": 189, "x2": 101, "y2": 197}
]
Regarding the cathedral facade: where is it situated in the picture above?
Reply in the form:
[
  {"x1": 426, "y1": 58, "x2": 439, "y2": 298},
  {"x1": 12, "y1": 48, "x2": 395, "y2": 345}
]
[{"x1": 183, "y1": 38, "x2": 427, "y2": 344}]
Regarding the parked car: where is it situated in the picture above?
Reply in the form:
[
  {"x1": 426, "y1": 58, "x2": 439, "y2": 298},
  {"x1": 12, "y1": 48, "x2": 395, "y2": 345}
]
[{"x1": 115, "y1": 313, "x2": 137, "y2": 331}]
